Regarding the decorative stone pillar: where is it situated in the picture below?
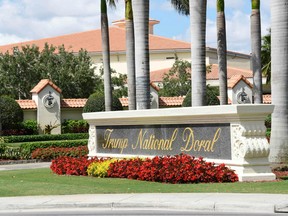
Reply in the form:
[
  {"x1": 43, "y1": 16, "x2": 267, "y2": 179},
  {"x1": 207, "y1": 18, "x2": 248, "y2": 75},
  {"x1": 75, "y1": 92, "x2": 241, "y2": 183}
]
[{"x1": 30, "y1": 79, "x2": 62, "y2": 134}]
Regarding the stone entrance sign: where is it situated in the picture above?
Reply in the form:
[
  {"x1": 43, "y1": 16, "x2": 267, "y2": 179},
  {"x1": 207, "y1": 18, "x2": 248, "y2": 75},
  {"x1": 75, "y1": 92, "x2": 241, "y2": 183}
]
[
  {"x1": 96, "y1": 124, "x2": 231, "y2": 159},
  {"x1": 83, "y1": 105, "x2": 275, "y2": 182}
]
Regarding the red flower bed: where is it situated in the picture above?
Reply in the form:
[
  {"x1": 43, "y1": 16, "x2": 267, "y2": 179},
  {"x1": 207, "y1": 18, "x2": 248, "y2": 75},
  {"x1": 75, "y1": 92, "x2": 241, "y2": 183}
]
[
  {"x1": 50, "y1": 156, "x2": 100, "y2": 176},
  {"x1": 50, "y1": 154, "x2": 238, "y2": 183},
  {"x1": 32, "y1": 146, "x2": 88, "y2": 161},
  {"x1": 108, "y1": 154, "x2": 238, "y2": 183}
]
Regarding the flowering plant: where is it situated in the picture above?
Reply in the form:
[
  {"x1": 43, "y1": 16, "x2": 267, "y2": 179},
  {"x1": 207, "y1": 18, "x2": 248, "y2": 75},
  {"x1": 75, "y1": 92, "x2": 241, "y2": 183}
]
[
  {"x1": 108, "y1": 154, "x2": 238, "y2": 183},
  {"x1": 50, "y1": 156, "x2": 100, "y2": 176}
]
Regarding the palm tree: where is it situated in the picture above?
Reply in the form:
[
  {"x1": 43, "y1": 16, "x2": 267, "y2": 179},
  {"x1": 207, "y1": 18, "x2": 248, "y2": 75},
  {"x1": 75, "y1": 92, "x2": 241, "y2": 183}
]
[
  {"x1": 217, "y1": 0, "x2": 227, "y2": 105},
  {"x1": 101, "y1": 0, "x2": 117, "y2": 111},
  {"x1": 132, "y1": 0, "x2": 150, "y2": 109},
  {"x1": 251, "y1": 0, "x2": 263, "y2": 104},
  {"x1": 125, "y1": 0, "x2": 136, "y2": 110},
  {"x1": 261, "y1": 30, "x2": 271, "y2": 84},
  {"x1": 170, "y1": 0, "x2": 189, "y2": 15},
  {"x1": 269, "y1": 1, "x2": 288, "y2": 163},
  {"x1": 190, "y1": 0, "x2": 207, "y2": 106}
]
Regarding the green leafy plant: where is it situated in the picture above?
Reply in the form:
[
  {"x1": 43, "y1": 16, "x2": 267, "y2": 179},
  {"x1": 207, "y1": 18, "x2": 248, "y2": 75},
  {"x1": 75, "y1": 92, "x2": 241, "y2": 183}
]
[
  {"x1": 3, "y1": 133, "x2": 88, "y2": 143},
  {"x1": 0, "y1": 95, "x2": 23, "y2": 133},
  {"x1": 21, "y1": 120, "x2": 38, "y2": 135},
  {"x1": 20, "y1": 140, "x2": 87, "y2": 159},
  {"x1": 62, "y1": 120, "x2": 89, "y2": 134},
  {"x1": 44, "y1": 121, "x2": 60, "y2": 134},
  {"x1": 182, "y1": 85, "x2": 220, "y2": 107},
  {"x1": 83, "y1": 91, "x2": 123, "y2": 112},
  {"x1": 0, "y1": 143, "x2": 7, "y2": 155}
]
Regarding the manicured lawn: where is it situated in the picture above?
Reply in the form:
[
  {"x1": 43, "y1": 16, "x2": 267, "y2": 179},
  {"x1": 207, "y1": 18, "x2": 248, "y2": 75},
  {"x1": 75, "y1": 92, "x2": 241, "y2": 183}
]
[{"x1": 0, "y1": 168, "x2": 287, "y2": 197}]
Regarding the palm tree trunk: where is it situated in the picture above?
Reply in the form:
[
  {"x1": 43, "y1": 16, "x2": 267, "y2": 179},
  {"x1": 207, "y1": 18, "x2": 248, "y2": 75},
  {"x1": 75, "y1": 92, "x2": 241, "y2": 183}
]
[
  {"x1": 125, "y1": 0, "x2": 136, "y2": 110},
  {"x1": 190, "y1": 0, "x2": 207, "y2": 106},
  {"x1": 269, "y1": 1, "x2": 288, "y2": 163},
  {"x1": 217, "y1": 0, "x2": 228, "y2": 105},
  {"x1": 101, "y1": 0, "x2": 112, "y2": 111},
  {"x1": 251, "y1": 0, "x2": 263, "y2": 104},
  {"x1": 132, "y1": 0, "x2": 150, "y2": 110}
]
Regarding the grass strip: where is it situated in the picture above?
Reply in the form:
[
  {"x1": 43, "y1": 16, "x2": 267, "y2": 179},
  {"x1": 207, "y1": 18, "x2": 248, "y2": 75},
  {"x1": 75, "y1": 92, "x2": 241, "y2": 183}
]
[{"x1": 0, "y1": 168, "x2": 287, "y2": 197}]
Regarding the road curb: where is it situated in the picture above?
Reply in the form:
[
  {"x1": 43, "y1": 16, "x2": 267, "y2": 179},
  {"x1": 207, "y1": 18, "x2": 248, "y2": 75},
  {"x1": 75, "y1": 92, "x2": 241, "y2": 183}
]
[
  {"x1": 0, "y1": 201, "x2": 280, "y2": 214},
  {"x1": 275, "y1": 202, "x2": 288, "y2": 213}
]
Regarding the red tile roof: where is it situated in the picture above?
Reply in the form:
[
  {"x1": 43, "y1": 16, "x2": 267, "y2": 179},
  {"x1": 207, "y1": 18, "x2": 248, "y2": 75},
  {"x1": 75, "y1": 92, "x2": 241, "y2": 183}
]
[
  {"x1": 16, "y1": 100, "x2": 37, "y2": 109},
  {"x1": 0, "y1": 27, "x2": 191, "y2": 54},
  {"x1": 118, "y1": 97, "x2": 128, "y2": 107},
  {"x1": 30, "y1": 79, "x2": 62, "y2": 94},
  {"x1": 227, "y1": 75, "x2": 253, "y2": 89},
  {"x1": 150, "y1": 64, "x2": 253, "y2": 83},
  {"x1": 207, "y1": 64, "x2": 252, "y2": 80},
  {"x1": 17, "y1": 94, "x2": 272, "y2": 110},
  {"x1": 159, "y1": 96, "x2": 185, "y2": 107},
  {"x1": 263, "y1": 94, "x2": 271, "y2": 104},
  {"x1": 61, "y1": 99, "x2": 87, "y2": 108},
  {"x1": 115, "y1": 96, "x2": 185, "y2": 107},
  {"x1": 150, "y1": 82, "x2": 160, "y2": 91}
]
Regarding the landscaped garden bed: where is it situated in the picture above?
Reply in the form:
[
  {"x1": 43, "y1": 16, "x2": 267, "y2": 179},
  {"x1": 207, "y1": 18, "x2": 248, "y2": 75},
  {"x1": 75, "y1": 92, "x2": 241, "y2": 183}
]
[{"x1": 50, "y1": 154, "x2": 239, "y2": 184}]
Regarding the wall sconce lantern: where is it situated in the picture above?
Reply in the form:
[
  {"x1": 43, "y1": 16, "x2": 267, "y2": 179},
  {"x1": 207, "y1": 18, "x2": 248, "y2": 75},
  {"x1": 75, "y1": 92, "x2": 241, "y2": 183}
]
[
  {"x1": 43, "y1": 91, "x2": 56, "y2": 108},
  {"x1": 237, "y1": 87, "x2": 248, "y2": 104}
]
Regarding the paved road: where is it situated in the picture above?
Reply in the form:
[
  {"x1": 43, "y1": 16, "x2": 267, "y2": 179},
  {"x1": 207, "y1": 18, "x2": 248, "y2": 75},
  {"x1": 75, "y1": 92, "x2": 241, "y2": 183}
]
[{"x1": 0, "y1": 209, "x2": 282, "y2": 216}]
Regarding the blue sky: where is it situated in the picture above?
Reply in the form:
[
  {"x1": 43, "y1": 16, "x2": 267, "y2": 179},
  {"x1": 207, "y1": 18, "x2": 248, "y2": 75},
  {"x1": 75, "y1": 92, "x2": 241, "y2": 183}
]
[{"x1": 0, "y1": 0, "x2": 270, "y2": 54}]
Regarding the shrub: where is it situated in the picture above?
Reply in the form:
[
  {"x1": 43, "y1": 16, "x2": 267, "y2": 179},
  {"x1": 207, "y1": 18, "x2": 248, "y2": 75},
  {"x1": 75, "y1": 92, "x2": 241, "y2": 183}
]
[
  {"x1": 83, "y1": 91, "x2": 123, "y2": 112},
  {"x1": 20, "y1": 139, "x2": 87, "y2": 159},
  {"x1": 62, "y1": 120, "x2": 89, "y2": 134},
  {"x1": 108, "y1": 154, "x2": 238, "y2": 184},
  {"x1": 265, "y1": 114, "x2": 271, "y2": 129},
  {"x1": 0, "y1": 96, "x2": 23, "y2": 131},
  {"x1": 0, "y1": 143, "x2": 7, "y2": 155},
  {"x1": 31, "y1": 146, "x2": 88, "y2": 161},
  {"x1": 182, "y1": 86, "x2": 220, "y2": 107},
  {"x1": 50, "y1": 156, "x2": 101, "y2": 176},
  {"x1": 0, "y1": 147, "x2": 21, "y2": 160},
  {"x1": 4, "y1": 133, "x2": 88, "y2": 143},
  {"x1": 87, "y1": 158, "x2": 117, "y2": 178},
  {"x1": 21, "y1": 120, "x2": 38, "y2": 135},
  {"x1": 0, "y1": 144, "x2": 21, "y2": 160}
]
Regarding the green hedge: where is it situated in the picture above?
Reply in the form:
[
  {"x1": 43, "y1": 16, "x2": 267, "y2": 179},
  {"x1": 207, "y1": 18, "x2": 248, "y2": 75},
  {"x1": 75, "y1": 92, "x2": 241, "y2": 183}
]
[
  {"x1": 19, "y1": 139, "x2": 88, "y2": 159},
  {"x1": 2, "y1": 133, "x2": 88, "y2": 144}
]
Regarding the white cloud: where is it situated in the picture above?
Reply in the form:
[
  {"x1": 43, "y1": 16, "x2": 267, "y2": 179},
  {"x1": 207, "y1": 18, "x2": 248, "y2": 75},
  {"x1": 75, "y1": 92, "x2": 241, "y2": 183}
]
[{"x1": 0, "y1": 0, "x2": 124, "y2": 45}]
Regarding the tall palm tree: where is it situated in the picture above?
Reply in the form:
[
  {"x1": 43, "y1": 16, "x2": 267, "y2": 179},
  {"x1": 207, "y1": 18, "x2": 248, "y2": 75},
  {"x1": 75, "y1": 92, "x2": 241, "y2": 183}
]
[
  {"x1": 269, "y1": 1, "x2": 288, "y2": 163},
  {"x1": 251, "y1": 0, "x2": 263, "y2": 104},
  {"x1": 190, "y1": 0, "x2": 207, "y2": 106},
  {"x1": 125, "y1": 0, "x2": 136, "y2": 110},
  {"x1": 132, "y1": 0, "x2": 150, "y2": 109},
  {"x1": 101, "y1": 0, "x2": 117, "y2": 111},
  {"x1": 217, "y1": 0, "x2": 227, "y2": 105}
]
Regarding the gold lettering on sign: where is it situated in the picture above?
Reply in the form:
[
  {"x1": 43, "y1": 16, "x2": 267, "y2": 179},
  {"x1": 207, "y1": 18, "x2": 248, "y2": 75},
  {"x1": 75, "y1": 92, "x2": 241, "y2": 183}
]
[
  {"x1": 180, "y1": 127, "x2": 221, "y2": 152},
  {"x1": 102, "y1": 129, "x2": 128, "y2": 153},
  {"x1": 132, "y1": 129, "x2": 178, "y2": 151}
]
